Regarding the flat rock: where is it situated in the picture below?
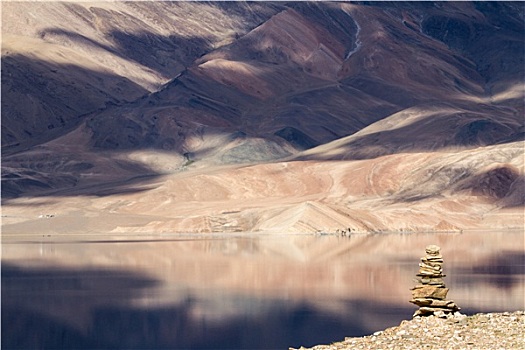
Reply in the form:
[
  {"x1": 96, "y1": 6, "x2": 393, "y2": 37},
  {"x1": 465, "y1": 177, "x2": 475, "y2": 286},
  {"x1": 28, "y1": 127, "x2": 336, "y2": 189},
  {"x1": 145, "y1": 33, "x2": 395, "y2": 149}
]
[
  {"x1": 410, "y1": 298, "x2": 459, "y2": 309},
  {"x1": 414, "y1": 306, "x2": 455, "y2": 317},
  {"x1": 417, "y1": 276, "x2": 445, "y2": 285},
  {"x1": 425, "y1": 255, "x2": 443, "y2": 261},
  {"x1": 411, "y1": 285, "x2": 449, "y2": 299}
]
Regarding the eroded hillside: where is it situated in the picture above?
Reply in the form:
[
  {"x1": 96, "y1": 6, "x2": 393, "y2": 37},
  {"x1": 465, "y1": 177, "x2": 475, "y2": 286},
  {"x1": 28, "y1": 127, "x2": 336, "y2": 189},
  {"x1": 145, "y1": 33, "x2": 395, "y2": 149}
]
[
  {"x1": 2, "y1": 1, "x2": 524, "y2": 234},
  {"x1": 2, "y1": 1, "x2": 282, "y2": 152}
]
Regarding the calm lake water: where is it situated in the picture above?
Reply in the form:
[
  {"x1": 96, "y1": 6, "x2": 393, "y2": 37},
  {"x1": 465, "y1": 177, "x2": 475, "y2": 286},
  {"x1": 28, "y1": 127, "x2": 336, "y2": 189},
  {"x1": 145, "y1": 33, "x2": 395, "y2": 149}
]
[{"x1": 2, "y1": 231, "x2": 524, "y2": 349}]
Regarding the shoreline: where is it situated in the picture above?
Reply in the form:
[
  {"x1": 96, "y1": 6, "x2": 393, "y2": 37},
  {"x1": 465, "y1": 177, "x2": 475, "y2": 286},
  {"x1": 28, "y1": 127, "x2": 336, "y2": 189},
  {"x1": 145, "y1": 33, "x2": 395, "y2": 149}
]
[
  {"x1": 2, "y1": 227, "x2": 523, "y2": 244},
  {"x1": 292, "y1": 311, "x2": 525, "y2": 350}
]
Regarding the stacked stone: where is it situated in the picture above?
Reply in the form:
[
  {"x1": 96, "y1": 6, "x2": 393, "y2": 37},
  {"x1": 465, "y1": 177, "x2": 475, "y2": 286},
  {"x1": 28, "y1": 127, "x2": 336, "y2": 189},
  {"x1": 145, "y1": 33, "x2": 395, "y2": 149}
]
[{"x1": 409, "y1": 245, "x2": 460, "y2": 317}]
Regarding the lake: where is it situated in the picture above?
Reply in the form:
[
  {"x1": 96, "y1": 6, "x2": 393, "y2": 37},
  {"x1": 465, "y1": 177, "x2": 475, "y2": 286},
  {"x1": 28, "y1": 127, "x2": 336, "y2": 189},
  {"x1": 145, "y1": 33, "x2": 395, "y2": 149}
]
[{"x1": 2, "y1": 230, "x2": 524, "y2": 349}]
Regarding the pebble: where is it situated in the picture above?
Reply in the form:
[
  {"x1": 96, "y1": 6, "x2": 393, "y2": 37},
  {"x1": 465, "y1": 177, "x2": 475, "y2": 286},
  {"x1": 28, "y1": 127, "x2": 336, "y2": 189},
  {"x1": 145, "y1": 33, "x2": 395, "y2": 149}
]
[{"x1": 291, "y1": 311, "x2": 525, "y2": 350}]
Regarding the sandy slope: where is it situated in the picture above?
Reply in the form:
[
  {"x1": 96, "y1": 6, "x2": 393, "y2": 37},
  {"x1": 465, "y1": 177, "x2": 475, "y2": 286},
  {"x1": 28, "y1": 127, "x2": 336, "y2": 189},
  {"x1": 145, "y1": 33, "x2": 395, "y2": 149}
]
[{"x1": 2, "y1": 139, "x2": 523, "y2": 235}]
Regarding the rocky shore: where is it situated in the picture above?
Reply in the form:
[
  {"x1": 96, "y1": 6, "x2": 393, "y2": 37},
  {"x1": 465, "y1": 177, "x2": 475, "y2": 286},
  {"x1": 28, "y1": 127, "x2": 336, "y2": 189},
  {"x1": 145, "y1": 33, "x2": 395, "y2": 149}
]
[{"x1": 292, "y1": 311, "x2": 525, "y2": 350}]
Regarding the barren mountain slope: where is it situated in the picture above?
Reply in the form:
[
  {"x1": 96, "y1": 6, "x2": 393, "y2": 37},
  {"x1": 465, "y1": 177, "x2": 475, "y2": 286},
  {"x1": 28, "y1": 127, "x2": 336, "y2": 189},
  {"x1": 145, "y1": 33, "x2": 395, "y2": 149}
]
[
  {"x1": 80, "y1": 2, "x2": 524, "y2": 158},
  {"x1": 2, "y1": 2, "x2": 524, "y2": 234},
  {"x1": 1, "y1": 1, "x2": 282, "y2": 152}
]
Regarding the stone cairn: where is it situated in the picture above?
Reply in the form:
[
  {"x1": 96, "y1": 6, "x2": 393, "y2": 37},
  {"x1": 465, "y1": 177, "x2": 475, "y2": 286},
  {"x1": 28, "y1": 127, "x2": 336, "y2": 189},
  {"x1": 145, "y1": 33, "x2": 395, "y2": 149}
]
[{"x1": 409, "y1": 245, "x2": 461, "y2": 317}]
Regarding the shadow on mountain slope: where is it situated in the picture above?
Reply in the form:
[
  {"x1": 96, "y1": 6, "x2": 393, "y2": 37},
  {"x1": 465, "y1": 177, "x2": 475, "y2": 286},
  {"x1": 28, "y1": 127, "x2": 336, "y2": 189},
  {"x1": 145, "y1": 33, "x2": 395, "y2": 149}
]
[
  {"x1": 456, "y1": 169, "x2": 525, "y2": 208},
  {"x1": 1, "y1": 154, "x2": 163, "y2": 201},
  {"x1": 1, "y1": 54, "x2": 149, "y2": 155},
  {"x1": 297, "y1": 109, "x2": 523, "y2": 162},
  {"x1": 38, "y1": 27, "x2": 213, "y2": 83},
  {"x1": 393, "y1": 166, "x2": 525, "y2": 208},
  {"x1": 1, "y1": 1, "x2": 283, "y2": 153},
  {"x1": 423, "y1": 2, "x2": 525, "y2": 90}
]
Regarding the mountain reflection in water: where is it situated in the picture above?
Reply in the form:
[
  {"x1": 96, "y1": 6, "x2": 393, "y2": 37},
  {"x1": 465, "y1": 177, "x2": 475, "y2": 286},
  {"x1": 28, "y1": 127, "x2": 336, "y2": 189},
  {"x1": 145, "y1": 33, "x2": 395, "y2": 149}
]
[{"x1": 2, "y1": 231, "x2": 524, "y2": 349}]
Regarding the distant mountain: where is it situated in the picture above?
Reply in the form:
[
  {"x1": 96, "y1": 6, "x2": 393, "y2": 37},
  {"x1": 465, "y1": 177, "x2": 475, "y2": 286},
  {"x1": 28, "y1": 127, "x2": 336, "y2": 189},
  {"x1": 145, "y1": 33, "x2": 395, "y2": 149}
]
[
  {"x1": 2, "y1": 2, "x2": 523, "y2": 234},
  {"x1": 1, "y1": 1, "x2": 282, "y2": 153}
]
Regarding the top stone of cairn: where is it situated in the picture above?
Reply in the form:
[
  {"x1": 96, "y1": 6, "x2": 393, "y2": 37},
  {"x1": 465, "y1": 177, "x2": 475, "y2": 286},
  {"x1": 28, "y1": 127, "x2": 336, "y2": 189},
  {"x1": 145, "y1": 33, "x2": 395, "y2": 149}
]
[
  {"x1": 425, "y1": 245, "x2": 440, "y2": 255},
  {"x1": 424, "y1": 245, "x2": 443, "y2": 260}
]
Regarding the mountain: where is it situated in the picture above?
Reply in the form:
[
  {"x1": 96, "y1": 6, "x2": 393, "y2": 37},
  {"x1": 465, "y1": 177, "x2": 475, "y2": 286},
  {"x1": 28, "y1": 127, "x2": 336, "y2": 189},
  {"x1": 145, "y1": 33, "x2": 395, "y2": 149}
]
[
  {"x1": 2, "y1": 1, "x2": 524, "y2": 234},
  {"x1": 1, "y1": 1, "x2": 282, "y2": 152}
]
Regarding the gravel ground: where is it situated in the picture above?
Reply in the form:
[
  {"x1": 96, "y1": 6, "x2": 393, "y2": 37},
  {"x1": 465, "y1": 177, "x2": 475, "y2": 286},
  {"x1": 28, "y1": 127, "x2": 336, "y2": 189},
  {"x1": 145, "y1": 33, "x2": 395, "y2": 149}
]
[{"x1": 292, "y1": 311, "x2": 525, "y2": 350}]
